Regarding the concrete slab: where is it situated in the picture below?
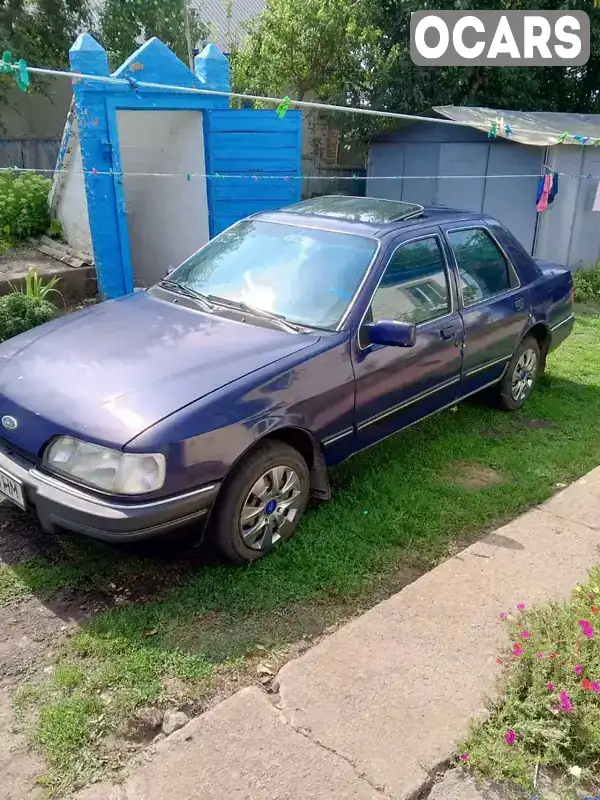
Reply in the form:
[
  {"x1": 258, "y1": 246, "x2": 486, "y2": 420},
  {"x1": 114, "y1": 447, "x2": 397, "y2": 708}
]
[
  {"x1": 74, "y1": 687, "x2": 381, "y2": 800},
  {"x1": 542, "y1": 466, "x2": 600, "y2": 531},
  {"x1": 276, "y1": 509, "x2": 600, "y2": 800}
]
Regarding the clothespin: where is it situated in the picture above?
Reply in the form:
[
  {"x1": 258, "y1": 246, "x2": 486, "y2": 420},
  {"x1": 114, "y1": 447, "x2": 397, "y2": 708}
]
[
  {"x1": 126, "y1": 77, "x2": 141, "y2": 99},
  {"x1": 593, "y1": 138, "x2": 600, "y2": 147},
  {"x1": 15, "y1": 59, "x2": 29, "y2": 92},
  {"x1": 504, "y1": 123, "x2": 514, "y2": 138},
  {"x1": 276, "y1": 96, "x2": 291, "y2": 118},
  {"x1": 0, "y1": 51, "x2": 29, "y2": 92},
  {"x1": 488, "y1": 121, "x2": 498, "y2": 139},
  {"x1": 573, "y1": 134, "x2": 589, "y2": 145},
  {"x1": 252, "y1": 175, "x2": 258, "y2": 182},
  {"x1": 0, "y1": 51, "x2": 13, "y2": 75},
  {"x1": 557, "y1": 132, "x2": 569, "y2": 144}
]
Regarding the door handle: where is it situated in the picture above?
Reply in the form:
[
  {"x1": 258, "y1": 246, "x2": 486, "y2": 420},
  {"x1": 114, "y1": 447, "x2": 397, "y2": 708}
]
[
  {"x1": 514, "y1": 297, "x2": 525, "y2": 311},
  {"x1": 440, "y1": 325, "x2": 458, "y2": 340}
]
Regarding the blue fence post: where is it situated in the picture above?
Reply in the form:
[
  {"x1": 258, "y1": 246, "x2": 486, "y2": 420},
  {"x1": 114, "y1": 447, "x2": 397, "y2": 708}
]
[
  {"x1": 194, "y1": 44, "x2": 231, "y2": 98},
  {"x1": 69, "y1": 33, "x2": 130, "y2": 299}
]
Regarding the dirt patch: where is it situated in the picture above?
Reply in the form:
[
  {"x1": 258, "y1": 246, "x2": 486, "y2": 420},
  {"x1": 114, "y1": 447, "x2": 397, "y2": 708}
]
[
  {"x1": 451, "y1": 461, "x2": 506, "y2": 490},
  {"x1": 0, "y1": 246, "x2": 57, "y2": 279},
  {"x1": 520, "y1": 418, "x2": 554, "y2": 430}
]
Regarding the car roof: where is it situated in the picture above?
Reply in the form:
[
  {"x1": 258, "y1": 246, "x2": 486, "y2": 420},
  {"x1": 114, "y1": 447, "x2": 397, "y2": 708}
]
[{"x1": 254, "y1": 195, "x2": 487, "y2": 238}]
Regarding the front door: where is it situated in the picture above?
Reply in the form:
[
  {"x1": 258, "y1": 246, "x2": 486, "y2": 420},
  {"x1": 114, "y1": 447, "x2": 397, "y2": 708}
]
[
  {"x1": 353, "y1": 231, "x2": 465, "y2": 450},
  {"x1": 441, "y1": 225, "x2": 530, "y2": 396}
]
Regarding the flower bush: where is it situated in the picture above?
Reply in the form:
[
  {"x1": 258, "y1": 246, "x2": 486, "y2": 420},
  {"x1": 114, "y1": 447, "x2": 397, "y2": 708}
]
[
  {"x1": 0, "y1": 292, "x2": 55, "y2": 343},
  {"x1": 573, "y1": 263, "x2": 600, "y2": 304},
  {"x1": 461, "y1": 570, "x2": 600, "y2": 794},
  {"x1": 0, "y1": 169, "x2": 51, "y2": 251}
]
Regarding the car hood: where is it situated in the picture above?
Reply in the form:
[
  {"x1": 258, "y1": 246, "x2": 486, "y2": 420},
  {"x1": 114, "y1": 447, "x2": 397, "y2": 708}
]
[{"x1": 0, "y1": 291, "x2": 319, "y2": 454}]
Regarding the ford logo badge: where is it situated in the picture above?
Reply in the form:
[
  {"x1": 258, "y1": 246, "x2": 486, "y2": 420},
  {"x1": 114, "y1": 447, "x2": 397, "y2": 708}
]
[{"x1": 1, "y1": 415, "x2": 18, "y2": 431}]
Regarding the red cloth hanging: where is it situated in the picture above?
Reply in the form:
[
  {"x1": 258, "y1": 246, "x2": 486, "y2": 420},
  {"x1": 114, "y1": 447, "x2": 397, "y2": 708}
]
[{"x1": 537, "y1": 174, "x2": 552, "y2": 213}]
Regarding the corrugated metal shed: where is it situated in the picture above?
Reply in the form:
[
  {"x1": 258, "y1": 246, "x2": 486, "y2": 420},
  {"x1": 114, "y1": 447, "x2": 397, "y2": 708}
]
[
  {"x1": 432, "y1": 106, "x2": 600, "y2": 147},
  {"x1": 367, "y1": 108, "x2": 600, "y2": 270}
]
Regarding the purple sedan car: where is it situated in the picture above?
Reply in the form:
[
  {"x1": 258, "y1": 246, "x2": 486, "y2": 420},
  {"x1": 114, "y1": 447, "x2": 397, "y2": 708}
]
[{"x1": 0, "y1": 196, "x2": 574, "y2": 562}]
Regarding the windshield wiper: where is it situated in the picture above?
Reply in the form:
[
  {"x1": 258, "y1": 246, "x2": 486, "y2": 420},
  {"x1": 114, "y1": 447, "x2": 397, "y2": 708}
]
[
  {"x1": 158, "y1": 280, "x2": 214, "y2": 310},
  {"x1": 206, "y1": 295, "x2": 301, "y2": 333}
]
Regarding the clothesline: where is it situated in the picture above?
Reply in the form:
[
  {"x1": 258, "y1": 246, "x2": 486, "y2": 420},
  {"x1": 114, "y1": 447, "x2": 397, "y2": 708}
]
[
  {"x1": 0, "y1": 56, "x2": 597, "y2": 147},
  {"x1": 5, "y1": 166, "x2": 600, "y2": 181}
]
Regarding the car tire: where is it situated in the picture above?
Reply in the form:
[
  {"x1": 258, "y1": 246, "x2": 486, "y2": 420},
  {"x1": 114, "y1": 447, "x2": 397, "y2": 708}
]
[
  {"x1": 495, "y1": 335, "x2": 541, "y2": 411},
  {"x1": 210, "y1": 440, "x2": 310, "y2": 564}
]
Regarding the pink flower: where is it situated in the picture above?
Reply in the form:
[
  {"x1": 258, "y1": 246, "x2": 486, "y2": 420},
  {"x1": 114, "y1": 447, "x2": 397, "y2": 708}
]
[
  {"x1": 574, "y1": 665, "x2": 584, "y2": 675},
  {"x1": 547, "y1": 682, "x2": 555, "y2": 691},
  {"x1": 591, "y1": 681, "x2": 600, "y2": 694},
  {"x1": 504, "y1": 729, "x2": 517, "y2": 745},
  {"x1": 512, "y1": 645, "x2": 523, "y2": 657},
  {"x1": 459, "y1": 753, "x2": 469, "y2": 760},
  {"x1": 521, "y1": 630, "x2": 531, "y2": 639},
  {"x1": 536, "y1": 652, "x2": 544, "y2": 659},
  {"x1": 517, "y1": 603, "x2": 526, "y2": 610},
  {"x1": 496, "y1": 658, "x2": 503, "y2": 664},
  {"x1": 498, "y1": 612, "x2": 506, "y2": 620},
  {"x1": 582, "y1": 678, "x2": 592, "y2": 691},
  {"x1": 560, "y1": 690, "x2": 573, "y2": 713},
  {"x1": 578, "y1": 620, "x2": 594, "y2": 638}
]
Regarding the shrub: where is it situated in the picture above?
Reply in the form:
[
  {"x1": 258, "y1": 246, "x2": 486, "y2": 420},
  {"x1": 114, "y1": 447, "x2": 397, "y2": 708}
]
[
  {"x1": 0, "y1": 169, "x2": 51, "y2": 249},
  {"x1": 0, "y1": 292, "x2": 56, "y2": 344},
  {"x1": 461, "y1": 569, "x2": 600, "y2": 793},
  {"x1": 10, "y1": 267, "x2": 61, "y2": 302},
  {"x1": 573, "y1": 263, "x2": 600, "y2": 304}
]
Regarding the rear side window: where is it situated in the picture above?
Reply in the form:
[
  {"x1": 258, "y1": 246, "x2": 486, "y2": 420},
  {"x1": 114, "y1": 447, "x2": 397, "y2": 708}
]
[
  {"x1": 371, "y1": 237, "x2": 451, "y2": 325},
  {"x1": 448, "y1": 228, "x2": 513, "y2": 306}
]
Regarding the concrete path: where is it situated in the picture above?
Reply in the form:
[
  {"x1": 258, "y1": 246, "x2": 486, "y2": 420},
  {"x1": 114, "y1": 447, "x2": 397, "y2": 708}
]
[{"x1": 75, "y1": 467, "x2": 600, "y2": 800}]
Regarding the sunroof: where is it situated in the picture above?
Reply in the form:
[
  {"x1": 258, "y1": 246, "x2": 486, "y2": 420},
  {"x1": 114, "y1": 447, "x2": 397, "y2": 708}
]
[{"x1": 284, "y1": 195, "x2": 424, "y2": 224}]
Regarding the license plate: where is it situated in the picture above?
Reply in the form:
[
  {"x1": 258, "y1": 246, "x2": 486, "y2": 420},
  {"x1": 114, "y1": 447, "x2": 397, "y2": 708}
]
[{"x1": 0, "y1": 466, "x2": 25, "y2": 510}]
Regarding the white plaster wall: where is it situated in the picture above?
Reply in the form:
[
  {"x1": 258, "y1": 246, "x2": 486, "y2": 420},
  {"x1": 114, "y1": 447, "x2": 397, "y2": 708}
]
[
  {"x1": 55, "y1": 139, "x2": 93, "y2": 254},
  {"x1": 117, "y1": 109, "x2": 209, "y2": 287}
]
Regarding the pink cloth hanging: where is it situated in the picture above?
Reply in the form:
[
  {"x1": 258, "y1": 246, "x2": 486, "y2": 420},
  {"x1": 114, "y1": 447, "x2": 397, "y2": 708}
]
[{"x1": 537, "y1": 174, "x2": 552, "y2": 213}]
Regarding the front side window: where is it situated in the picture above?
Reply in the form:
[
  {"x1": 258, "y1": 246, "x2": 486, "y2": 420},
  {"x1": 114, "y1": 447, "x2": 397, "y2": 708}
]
[
  {"x1": 167, "y1": 220, "x2": 377, "y2": 329},
  {"x1": 370, "y1": 237, "x2": 451, "y2": 325},
  {"x1": 448, "y1": 228, "x2": 511, "y2": 306}
]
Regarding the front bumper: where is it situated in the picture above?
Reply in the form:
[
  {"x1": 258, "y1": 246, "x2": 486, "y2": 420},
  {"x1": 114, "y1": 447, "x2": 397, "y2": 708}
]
[{"x1": 0, "y1": 442, "x2": 220, "y2": 543}]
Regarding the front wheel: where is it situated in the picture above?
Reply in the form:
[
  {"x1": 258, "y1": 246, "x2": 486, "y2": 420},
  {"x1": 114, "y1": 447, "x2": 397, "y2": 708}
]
[
  {"x1": 210, "y1": 441, "x2": 310, "y2": 564},
  {"x1": 495, "y1": 335, "x2": 540, "y2": 411}
]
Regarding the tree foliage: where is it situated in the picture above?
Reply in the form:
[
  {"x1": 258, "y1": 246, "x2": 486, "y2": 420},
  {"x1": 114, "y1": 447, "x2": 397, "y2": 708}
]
[
  {"x1": 232, "y1": 0, "x2": 600, "y2": 143},
  {"x1": 0, "y1": 0, "x2": 91, "y2": 67},
  {"x1": 98, "y1": 0, "x2": 209, "y2": 69}
]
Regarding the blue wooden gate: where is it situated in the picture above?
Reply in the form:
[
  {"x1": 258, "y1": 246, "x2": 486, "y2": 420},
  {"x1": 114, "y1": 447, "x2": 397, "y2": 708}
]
[{"x1": 205, "y1": 109, "x2": 302, "y2": 237}]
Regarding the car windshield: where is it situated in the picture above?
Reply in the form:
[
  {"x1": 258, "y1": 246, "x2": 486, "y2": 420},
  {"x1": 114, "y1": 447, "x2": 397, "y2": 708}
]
[{"x1": 166, "y1": 220, "x2": 378, "y2": 329}]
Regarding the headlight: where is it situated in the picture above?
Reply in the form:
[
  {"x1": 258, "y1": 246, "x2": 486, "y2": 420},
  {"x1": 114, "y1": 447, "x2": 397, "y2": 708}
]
[{"x1": 44, "y1": 436, "x2": 166, "y2": 495}]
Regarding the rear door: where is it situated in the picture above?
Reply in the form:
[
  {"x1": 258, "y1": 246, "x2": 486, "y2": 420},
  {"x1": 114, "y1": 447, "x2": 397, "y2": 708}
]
[
  {"x1": 353, "y1": 228, "x2": 464, "y2": 449},
  {"x1": 441, "y1": 224, "x2": 530, "y2": 396}
]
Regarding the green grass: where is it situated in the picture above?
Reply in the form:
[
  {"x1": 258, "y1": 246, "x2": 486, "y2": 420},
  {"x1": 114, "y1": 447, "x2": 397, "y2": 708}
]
[
  {"x1": 7, "y1": 309, "x2": 600, "y2": 794},
  {"x1": 461, "y1": 566, "x2": 600, "y2": 797}
]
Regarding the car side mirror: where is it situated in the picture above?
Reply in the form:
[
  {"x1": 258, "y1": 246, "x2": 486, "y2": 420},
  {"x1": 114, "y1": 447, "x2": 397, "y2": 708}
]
[{"x1": 365, "y1": 319, "x2": 417, "y2": 348}]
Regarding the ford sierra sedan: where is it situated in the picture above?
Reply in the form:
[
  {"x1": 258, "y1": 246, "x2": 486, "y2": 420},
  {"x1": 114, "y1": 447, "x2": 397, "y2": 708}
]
[{"x1": 0, "y1": 196, "x2": 574, "y2": 562}]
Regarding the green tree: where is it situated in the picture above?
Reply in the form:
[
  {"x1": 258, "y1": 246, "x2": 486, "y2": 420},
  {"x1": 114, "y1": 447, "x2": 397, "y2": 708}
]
[
  {"x1": 232, "y1": 0, "x2": 600, "y2": 144},
  {"x1": 98, "y1": 0, "x2": 209, "y2": 69},
  {"x1": 0, "y1": 0, "x2": 91, "y2": 68},
  {"x1": 231, "y1": 0, "x2": 371, "y2": 102}
]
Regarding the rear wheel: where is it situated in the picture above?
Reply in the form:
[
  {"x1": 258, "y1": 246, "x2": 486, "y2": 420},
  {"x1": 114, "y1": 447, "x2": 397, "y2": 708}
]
[
  {"x1": 210, "y1": 440, "x2": 310, "y2": 564},
  {"x1": 494, "y1": 335, "x2": 540, "y2": 411}
]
